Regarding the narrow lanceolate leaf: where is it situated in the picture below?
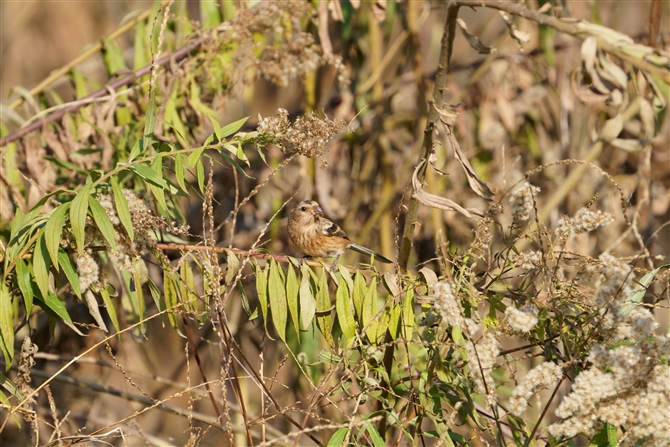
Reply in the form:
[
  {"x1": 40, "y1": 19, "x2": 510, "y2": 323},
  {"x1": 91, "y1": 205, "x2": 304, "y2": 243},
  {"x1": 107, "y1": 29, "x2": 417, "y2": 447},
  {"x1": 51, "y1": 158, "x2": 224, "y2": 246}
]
[
  {"x1": 88, "y1": 197, "x2": 117, "y2": 251},
  {"x1": 16, "y1": 258, "x2": 34, "y2": 316},
  {"x1": 336, "y1": 280, "x2": 356, "y2": 343},
  {"x1": 164, "y1": 273, "x2": 178, "y2": 330},
  {"x1": 327, "y1": 428, "x2": 349, "y2": 447},
  {"x1": 225, "y1": 250, "x2": 240, "y2": 285},
  {"x1": 132, "y1": 259, "x2": 146, "y2": 331},
  {"x1": 255, "y1": 264, "x2": 271, "y2": 336},
  {"x1": 33, "y1": 232, "x2": 51, "y2": 299},
  {"x1": 316, "y1": 272, "x2": 333, "y2": 346},
  {"x1": 366, "y1": 424, "x2": 386, "y2": 447},
  {"x1": 401, "y1": 287, "x2": 415, "y2": 340},
  {"x1": 299, "y1": 264, "x2": 316, "y2": 330},
  {"x1": 196, "y1": 159, "x2": 205, "y2": 193},
  {"x1": 131, "y1": 162, "x2": 168, "y2": 188},
  {"x1": 268, "y1": 260, "x2": 287, "y2": 342},
  {"x1": 623, "y1": 264, "x2": 670, "y2": 316},
  {"x1": 219, "y1": 116, "x2": 249, "y2": 139},
  {"x1": 352, "y1": 271, "x2": 366, "y2": 322},
  {"x1": 388, "y1": 301, "x2": 401, "y2": 340},
  {"x1": 84, "y1": 290, "x2": 108, "y2": 332},
  {"x1": 286, "y1": 263, "x2": 300, "y2": 340},
  {"x1": 174, "y1": 154, "x2": 188, "y2": 193},
  {"x1": 111, "y1": 177, "x2": 134, "y2": 241},
  {"x1": 57, "y1": 249, "x2": 82, "y2": 299},
  {"x1": 147, "y1": 154, "x2": 167, "y2": 213},
  {"x1": 44, "y1": 202, "x2": 70, "y2": 270},
  {"x1": 100, "y1": 285, "x2": 120, "y2": 333},
  {"x1": 180, "y1": 261, "x2": 198, "y2": 313},
  {"x1": 0, "y1": 287, "x2": 14, "y2": 368},
  {"x1": 36, "y1": 293, "x2": 84, "y2": 335},
  {"x1": 70, "y1": 183, "x2": 92, "y2": 254},
  {"x1": 143, "y1": 91, "x2": 157, "y2": 151},
  {"x1": 362, "y1": 277, "x2": 378, "y2": 344}
]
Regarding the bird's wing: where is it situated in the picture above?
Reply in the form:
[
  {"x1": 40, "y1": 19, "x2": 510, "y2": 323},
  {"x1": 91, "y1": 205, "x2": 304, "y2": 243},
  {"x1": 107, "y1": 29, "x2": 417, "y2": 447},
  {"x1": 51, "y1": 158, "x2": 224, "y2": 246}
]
[{"x1": 321, "y1": 219, "x2": 350, "y2": 241}]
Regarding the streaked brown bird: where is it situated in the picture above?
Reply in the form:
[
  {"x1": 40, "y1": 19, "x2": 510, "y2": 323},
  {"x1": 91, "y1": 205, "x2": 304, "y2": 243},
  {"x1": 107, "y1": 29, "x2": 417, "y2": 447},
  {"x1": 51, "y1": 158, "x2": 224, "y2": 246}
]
[{"x1": 288, "y1": 200, "x2": 393, "y2": 265}]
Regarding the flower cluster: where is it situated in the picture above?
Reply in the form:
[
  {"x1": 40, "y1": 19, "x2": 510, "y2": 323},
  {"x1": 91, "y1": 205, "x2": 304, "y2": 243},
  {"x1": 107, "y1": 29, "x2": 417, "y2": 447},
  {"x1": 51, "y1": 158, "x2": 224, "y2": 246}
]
[
  {"x1": 509, "y1": 182, "x2": 540, "y2": 223},
  {"x1": 510, "y1": 250, "x2": 542, "y2": 269},
  {"x1": 505, "y1": 305, "x2": 539, "y2": 333},
  {"x1": 71, "y1": 189, "x2": 189, "y2": 295},
  {"x1": 547, "y1": 251, "x2": 670, "y2": 445},
  {"x1": 555, "y1": 207, "x2": 615, "y2": 241},
  {"x1": 509, "y1": 362, "x2": 563, "y2": 416},
  {"x1": 466, "y1": 331, "x2": 500, "y2": 406}
]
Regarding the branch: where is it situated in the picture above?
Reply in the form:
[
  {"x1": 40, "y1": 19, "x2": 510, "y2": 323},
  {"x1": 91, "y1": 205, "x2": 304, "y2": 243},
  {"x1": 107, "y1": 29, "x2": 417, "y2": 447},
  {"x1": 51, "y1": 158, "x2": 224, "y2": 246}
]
[{"x1": 397, "y1": 2, "x2": 461, "y2": 273}]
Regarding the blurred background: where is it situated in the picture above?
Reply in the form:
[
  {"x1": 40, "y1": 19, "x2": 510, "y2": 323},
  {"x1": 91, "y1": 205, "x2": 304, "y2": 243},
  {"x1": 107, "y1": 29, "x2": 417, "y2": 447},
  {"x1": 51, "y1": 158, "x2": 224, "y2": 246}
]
[{"x1": 1, "y1": 1, "x2": 669, "y2": 445}]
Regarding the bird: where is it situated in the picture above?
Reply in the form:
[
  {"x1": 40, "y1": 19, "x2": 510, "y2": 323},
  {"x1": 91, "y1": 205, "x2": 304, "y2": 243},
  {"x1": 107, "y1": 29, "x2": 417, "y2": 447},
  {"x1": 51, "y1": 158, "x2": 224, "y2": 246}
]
[{"x1": 288, "y1": 200, "x2": 393, "y2": 266}]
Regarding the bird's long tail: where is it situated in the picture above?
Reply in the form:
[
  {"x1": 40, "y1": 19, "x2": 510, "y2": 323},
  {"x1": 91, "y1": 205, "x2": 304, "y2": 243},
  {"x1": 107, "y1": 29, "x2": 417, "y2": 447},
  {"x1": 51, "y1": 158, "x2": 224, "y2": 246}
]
[{"x1": 348, "y1": 244, "x2": 393, "y2": 264}]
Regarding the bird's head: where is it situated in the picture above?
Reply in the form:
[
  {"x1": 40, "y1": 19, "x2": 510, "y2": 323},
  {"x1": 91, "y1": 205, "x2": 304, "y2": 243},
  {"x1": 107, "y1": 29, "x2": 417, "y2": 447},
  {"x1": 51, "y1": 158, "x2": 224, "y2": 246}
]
[{"x1": 289, "y1": 200, "x2": 323, "y2": 226}]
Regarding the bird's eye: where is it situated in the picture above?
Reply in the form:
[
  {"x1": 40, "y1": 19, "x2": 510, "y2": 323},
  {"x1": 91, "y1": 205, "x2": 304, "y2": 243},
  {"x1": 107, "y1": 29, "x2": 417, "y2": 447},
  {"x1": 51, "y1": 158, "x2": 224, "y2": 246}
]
[{"x1": 301, "y1": 206, "x2": 307, "y2": 212}]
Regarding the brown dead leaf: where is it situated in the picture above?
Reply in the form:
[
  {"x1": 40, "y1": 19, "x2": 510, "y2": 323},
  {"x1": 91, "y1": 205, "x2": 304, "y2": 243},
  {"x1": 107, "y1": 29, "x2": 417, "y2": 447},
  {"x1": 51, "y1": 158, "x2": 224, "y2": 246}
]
[
  {"x1": 457, "y1": 18, "x2": 496, "y2": 54},
  {"x1": 446, "y1": 125, "x2": 495, "y2": 201}
]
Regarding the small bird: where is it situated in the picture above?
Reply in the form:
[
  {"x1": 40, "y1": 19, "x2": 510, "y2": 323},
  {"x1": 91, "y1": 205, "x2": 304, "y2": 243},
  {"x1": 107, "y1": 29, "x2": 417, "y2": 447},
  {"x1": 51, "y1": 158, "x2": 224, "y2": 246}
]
[{"x1": 288, "y1": 200, "x2": 393, "y2": 265}]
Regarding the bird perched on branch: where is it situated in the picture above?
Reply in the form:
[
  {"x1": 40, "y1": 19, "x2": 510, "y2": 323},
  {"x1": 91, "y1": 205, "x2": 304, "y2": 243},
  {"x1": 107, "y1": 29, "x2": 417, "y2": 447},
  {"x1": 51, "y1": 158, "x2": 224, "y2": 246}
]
[{"x1": 288, "y1": 200, "x2": 393, "y2": 266}]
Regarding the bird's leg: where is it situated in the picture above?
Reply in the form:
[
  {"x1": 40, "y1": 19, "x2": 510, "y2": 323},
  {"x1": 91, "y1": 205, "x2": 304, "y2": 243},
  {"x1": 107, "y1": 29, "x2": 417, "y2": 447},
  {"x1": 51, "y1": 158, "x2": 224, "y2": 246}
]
[{"x1": 329, "y1": 256, "x2": 340, "y2": 272}]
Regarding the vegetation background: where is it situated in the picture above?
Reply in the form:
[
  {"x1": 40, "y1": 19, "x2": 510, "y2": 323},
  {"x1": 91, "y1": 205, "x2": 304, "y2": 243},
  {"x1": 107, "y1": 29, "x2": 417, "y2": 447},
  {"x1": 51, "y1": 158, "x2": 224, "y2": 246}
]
[{"x1": 0, "y1": 0, "x2": 668, "y2": 446}]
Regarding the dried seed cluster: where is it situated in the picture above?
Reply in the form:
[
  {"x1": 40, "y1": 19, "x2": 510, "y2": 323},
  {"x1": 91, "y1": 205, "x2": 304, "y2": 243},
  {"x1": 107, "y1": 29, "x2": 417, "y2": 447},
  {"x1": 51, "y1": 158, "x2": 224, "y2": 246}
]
[{"x1": 257, "y1": 108, "x2": 347, "y2": 168}]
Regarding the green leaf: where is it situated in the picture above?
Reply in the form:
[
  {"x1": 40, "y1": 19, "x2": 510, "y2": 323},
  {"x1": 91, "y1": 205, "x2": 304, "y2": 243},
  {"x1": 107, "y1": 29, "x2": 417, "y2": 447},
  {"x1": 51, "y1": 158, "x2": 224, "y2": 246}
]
[
  {"x1": 365, "y1": 424, "x2": 386, "y2": 447},
  {"x1": 362, "y1": 277, "x2": 380, "y2": 344},
  {"x1": 268, "y1": 260, "x2": 287, "y2": 341},
  {"x1": 401, "y1": 287, "x2": 415, "y2": 340},
  {"x1": 132, "y1": 259, "x2": 146, "y2": 331},
  {"x1": 336, "y1": 280, "x2": 356, "y2": 343},
  {"x1": 219, "y1": 116, "x2": 249, "y2": 138},
  {"x1": 208, "y1": 115, "x2": 222, "y2": 138},
  {"x1": 164, "y1": 273, "x2": 178, "y2": 329},
  {"x1": 174, "y1": 154, "x2": 188, "y2": 192},
  {"x1": 316, "y1": 272, "x2": 333, "y2": 346},
  {"x1": 88, "y1": 197, "x2": 117, "y2": 251},
  {"x1": 58, "y1": 249, "x2": 82, "y2": 299},
  {"x1": 33, "y1": 232, "x2": 51, "y2": 299},
  {"x1": 35, "y1": 292, "x2": 84, "y2": 336},
  {"x1": 15, "y1": 258, "x2": 34, "y2": 315},
  {"x1": 201, "y1": 0, "x2": 222, "y2": 28},
  {"x1": 44, "y1": 202, "x2": 70, "y2": 270},
  {"x1": 195, "y1": 159, "x2": 205, "y2": 193},
  {"x1": 225, "y1": 250, "x2": 240, "y2": 285},
  {"x1": 143, "y1": 91, "x2": 156, "y2": 151},
  {"x1": 255, "y1": 263, "x2": 271, "y2": 336},
  {"x1": 352, "y1": 271, "x2": 366, "y2": 322},
  {"x1": 101, "y1": 37, "x2": 127, "y2": 75},
  {"x1": 188, "y1": 145, "x2": 207, "y2": 169},
  {"x1": 327, "y1": 428, "x2": 349, "y2": 446},
  {"x1": 623, "y1": 264, "x2": 670, "y2": 316},
  {"x1": 0, "y1": 287, "x2": 14, "y2": 369},
  {"x1": 100, "y1": 285, "x2": 120, "y2": 333},
  {"x1": 150, "y1": 154, "x2": 168, "y2": 212},
  {"x1": 128, "y1": 139, "x2": 143, "y2": 162},
  {"x1": 110, "y1": 177, "x2": 134, "y2": 241},
  {"x1": 131, "y1": 162, "x2": 168, "y2": 188},
  {"x1": 286, "y1": 263, "x2": 300, "y2": 340},
  {"x1": 180, "y1": 260, "x2": 198, "y2": 313},
  {"x1": 70, "y1": 183, "x2": 92, "y2": 254},
  {"x1": 299, "y1": 264, "x2": 316, "y2": 330}
]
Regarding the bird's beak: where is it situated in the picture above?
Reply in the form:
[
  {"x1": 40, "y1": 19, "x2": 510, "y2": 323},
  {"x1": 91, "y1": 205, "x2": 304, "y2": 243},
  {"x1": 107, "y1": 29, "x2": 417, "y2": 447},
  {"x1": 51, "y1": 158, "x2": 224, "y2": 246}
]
[{"x1": 316, "y1": 206, "x2": 323, "y2": 214}]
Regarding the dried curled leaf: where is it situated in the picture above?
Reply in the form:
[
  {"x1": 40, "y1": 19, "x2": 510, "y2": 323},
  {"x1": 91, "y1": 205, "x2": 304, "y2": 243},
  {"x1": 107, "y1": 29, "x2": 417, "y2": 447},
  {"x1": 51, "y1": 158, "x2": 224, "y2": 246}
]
[
  {"x1": 445, "y1": 124, "x2": 495, "y2": 202},
  {"x1": 457, "y1": 18, "x2": 496, "y2": 54},
  {"x1": 499, "y1": 11, "x2": 531, "y2": 49},
  {"x1": 412, "y1": 159, "x2": 480, "y2": 218}
]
